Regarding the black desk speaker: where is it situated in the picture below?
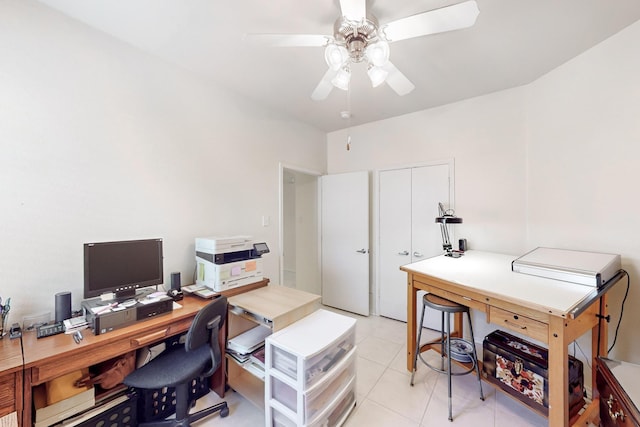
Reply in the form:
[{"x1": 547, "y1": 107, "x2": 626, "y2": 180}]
[
  {"x1": 55, "y1": 291, "x2": 72, "y2": 323},
  {"x1": 171, "y1": 272, "x2": 181, "y2": 291}
]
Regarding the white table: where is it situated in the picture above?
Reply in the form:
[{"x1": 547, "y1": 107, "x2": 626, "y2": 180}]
[{"x1": 401, "y1": 250, "x2": 624, "y2": 426}]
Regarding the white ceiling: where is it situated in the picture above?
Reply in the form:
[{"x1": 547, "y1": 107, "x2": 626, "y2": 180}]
[{"x1": 37, "y1": 0, "x2": 640, "y2": 132}]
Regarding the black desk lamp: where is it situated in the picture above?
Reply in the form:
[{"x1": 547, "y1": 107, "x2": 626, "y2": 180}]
[{"x1": 435, "y1": 202, "x2": 463, "y2": 258}]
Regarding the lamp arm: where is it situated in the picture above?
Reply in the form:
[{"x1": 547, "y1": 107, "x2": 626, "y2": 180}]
[{"x1": 439, "y1": 222, "x2": 452, "y2": 252}]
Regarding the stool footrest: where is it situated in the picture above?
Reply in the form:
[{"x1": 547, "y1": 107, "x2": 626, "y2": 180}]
[{"x1": 417, "y1": 340, "x2": 477, "y2": 377}]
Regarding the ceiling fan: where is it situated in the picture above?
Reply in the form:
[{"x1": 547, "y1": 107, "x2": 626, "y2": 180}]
[{"x1": 246, "y1": 0, "x2": 479, "y2": 101}]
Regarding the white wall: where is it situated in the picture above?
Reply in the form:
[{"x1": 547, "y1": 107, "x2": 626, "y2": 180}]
[
  {"x1": 294, "y1": 172, "x2": 320, "y2": 295},
  {"x1": 328, "y1": 21, "x2": 640, "y2": 364},
  {"x1": 525, "y1": 21, "x2": 640, "y2": 363},
  {"x1": 327, "y1": 88, "x2": 528, "y2": 256},
  {"x1": 327, "y1": 86, "x2": 528, "y2": 354},
  {"x1": 0, "y1": 0, "x2": 326, "y2": 325}
]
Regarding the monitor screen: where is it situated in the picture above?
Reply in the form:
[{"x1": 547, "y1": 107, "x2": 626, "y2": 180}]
[{"x1": 83, "y1": 238, "x2": 163, "y2": 300}]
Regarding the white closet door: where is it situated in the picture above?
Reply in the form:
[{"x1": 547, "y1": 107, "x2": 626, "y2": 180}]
[
  {"x1": 378, "y1": 163, "x2": 451, "y2": 326},
  {"x1": 411, "y1": 164, "x2": 451, "y2": 329},
  {"x1": 378, "y1": 169, "x2": 412, "y2": 320},
  {"x1": 411, "y1": 164, "x2": 450, "y2": 261},
  {"x1": 321, "y1": 171, "x2": 369, "y2": 316}
]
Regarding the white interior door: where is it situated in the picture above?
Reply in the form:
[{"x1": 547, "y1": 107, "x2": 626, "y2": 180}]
[
  {"x1": 378, "y1": 169, "x2": 411, "y2": 320},
  {"x1": 321, "y1": 171, "x2": 369, "y2": 316}
]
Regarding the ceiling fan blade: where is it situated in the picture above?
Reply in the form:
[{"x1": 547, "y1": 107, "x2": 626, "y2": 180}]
[
  {"x1": 311, "y1": 68, "x2": 337, "y2": 101},
  {"x1": 383, "y1": 62, "x2": 415, "y2": 96},
  {"x1": 243, "y1": 34, "x2": 330, "y2": 47},
  {"x1": 382, "y1": 0, "x2": 479, "y2": 42},
  {"x1": 339, "y1": 0, "x2": 366, "y2": 21}
]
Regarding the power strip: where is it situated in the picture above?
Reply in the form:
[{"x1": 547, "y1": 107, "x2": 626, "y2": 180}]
[{"x1": 36, "y1": 322, "x2": 64, "y2": 339}]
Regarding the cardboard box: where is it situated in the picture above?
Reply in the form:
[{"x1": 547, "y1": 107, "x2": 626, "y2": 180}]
[{"x1": 34, "y1": 383, "x2": 94, "y2": 427}]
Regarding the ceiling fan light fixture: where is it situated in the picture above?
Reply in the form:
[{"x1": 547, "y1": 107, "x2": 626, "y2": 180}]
[
  {"x1": 367, "y1": 64, "x2": 388, "y2": 87},
  {"x1": 365, "y1": 40, "x2": 390, "y2": 67},
  {"x1": 331, "y1": 66, "x2": 351, "y2": 90},
  {"x1": 324, "y1": 43, "x2": 349, "y2": 70}
]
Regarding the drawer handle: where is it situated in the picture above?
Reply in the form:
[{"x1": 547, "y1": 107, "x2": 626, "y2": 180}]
[
  {"x1": 607, "y1": 394, "x2": 625, "y2": 422},
  {"x1": 504, "y1": 319, "x2": 527, "y2": 330},
  {"x1": 131, "y1": 329, "x2": 169, "y2": 347}
]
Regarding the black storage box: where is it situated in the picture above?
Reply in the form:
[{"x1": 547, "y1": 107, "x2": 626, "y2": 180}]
[
  {"x1": 134, "y1": 376, "x2": 209, "y2": 422},
  {"x1": 482, "y1": 330, "x2": 585, "y2": 417}
]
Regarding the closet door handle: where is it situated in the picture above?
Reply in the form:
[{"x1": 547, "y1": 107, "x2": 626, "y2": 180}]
[
  {"x1": 413, "y1": 252, "x2": 424, "y2": 258},
  {"x1": 356, "y1": 248, "x2": 368, "y2": 254},
  {"x1": 398, "y1": 251, "x2": 410, "y2": 256}
]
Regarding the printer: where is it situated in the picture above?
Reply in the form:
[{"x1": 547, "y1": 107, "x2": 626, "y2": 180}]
[{"x1": 195, "y1": 236, "x2": 270, "y2": 292}]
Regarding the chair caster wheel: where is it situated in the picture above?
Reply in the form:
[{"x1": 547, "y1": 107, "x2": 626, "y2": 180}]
[{"x1": 220, "y1": 406, "x2": 229, "y2": 418}]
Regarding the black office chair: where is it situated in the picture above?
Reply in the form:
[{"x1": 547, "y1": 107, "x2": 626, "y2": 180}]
[{"x1": 124, "y1": 296, "x2": 230, "y2": 426}]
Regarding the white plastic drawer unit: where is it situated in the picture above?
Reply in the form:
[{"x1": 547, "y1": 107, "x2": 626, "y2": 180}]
[
  {"x1": 270, "y1": 378, "x2": 356, "y2": 427},
  {"x1": 270, "y1": 349, "x2": 356, "y2": 422},
  {"x1": 266, "y1": 309, "x2": 356, "y2": 390}
]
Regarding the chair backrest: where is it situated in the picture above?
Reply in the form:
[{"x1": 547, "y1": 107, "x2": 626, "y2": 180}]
[{"x1": 185, "y1": 296, "x2": 227, "y2": 352}]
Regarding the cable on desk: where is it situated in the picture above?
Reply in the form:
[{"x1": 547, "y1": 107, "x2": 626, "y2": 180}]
[
  {"x1": 19, "y1": 334, "x2": 25, "y2": 426},
  {"x1": 595, "y1": 269, "x2": 628, "y2": 358},
  {"x1": 607, "y1": 269, "x2": 629, "y2": 354}
]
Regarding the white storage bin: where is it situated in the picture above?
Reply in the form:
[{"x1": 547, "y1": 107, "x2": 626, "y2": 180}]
[
  {"x1": 265, "y1": 309, "x2": 357, "y2": 427},
  {"x1": 271, "y1": 349, "x2": 356, "y2": 423},
  {"x1": 303, "y1": 349, "x2": 355, "y2": 423},
  {"x1": 270, "y1": 377, "x2": 356, "y2": 427},
  {"x1": 272, "y1": 408, "x2": 296, "y2": 427},
  {"x1": 306, "y1": 377, "x2": 356, "y2": 427},
  {"x1": 271, "y1": 375, "x2": 297, "y2": 412},
  {"x1": 267, "y1": 310, "x2": 356, "y2": 389}
]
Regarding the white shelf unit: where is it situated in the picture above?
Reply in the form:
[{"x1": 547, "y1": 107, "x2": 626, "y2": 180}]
[{"x1": 265, "y1": 309, "x2": 357, "y2": 427}]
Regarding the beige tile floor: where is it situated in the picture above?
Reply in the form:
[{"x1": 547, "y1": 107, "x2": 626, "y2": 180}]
[{"x1": 194, "y1": 307, "x2": 550, "y2": 426}]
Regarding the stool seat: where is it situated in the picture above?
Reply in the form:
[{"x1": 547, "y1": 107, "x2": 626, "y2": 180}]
[
  {"x1": 411, "y1": 293, "x2": 484, "y2": 421},
  {"x1": 423, "y1": 293, "x2": 469, "y2": 313}
]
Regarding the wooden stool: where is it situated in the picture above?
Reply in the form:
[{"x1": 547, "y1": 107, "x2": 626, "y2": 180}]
[{"x1": 410, "y1": 293, "x2": 484, "y2": 421}]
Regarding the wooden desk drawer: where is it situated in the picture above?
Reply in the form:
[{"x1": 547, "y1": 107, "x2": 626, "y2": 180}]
[
  {"x1": 597, "y1": 358, "x2": 640, "y2": 427},
  {"x1": 413, "y1": 279, "x2": 487, "y2": 313},
  {"x1": 489, "y1": 306, "x2": 548, "y2": 343},
  {"x1": 0, "y1": 373, "x2": 17, "y2": 416}
]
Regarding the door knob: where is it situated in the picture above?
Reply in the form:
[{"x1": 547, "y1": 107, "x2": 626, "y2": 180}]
[
  {"x1": 356, "y1": 249, "x2": 368, "y2": 254},
  {"x1": 398, "y1": 251, "x2": 410, "y2": 256},
  {"x1": 413, "y1": 252, "x2": 424, "y2": 258}
]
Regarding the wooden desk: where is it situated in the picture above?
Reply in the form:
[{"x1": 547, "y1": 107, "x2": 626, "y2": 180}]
[
  {"x1": 19, "y1": 279, "x2": 268, "y2": 427},
  {"x1": 401, "y1": 251, "x2": 622, "y2": 427},
  {"x1": 0, "y1": 337, "x2": 23, "y2": 425}
]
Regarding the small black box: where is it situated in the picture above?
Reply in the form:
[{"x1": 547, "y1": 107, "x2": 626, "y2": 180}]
[
  {"x1": 136, "y1": 298, "x2": 173, "y2": 321},
  {"x1": 482, "y1": 330, "x2": 585, "y2": 417}
]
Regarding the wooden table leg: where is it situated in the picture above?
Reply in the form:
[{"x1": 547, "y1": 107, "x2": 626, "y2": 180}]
[
  {"x1": 549, "y1": 315, "x2": 569, "y2": 427},
  {"x1": 407, "y1": 274, "x2": 417, "y2": 371}
]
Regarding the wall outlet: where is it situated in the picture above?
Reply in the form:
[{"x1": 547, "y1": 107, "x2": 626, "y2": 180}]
[{"x1": 22, "y1": 311, "x2": 52, "y2": 331}]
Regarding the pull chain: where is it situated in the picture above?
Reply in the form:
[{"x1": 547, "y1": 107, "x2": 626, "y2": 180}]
[{"x1": 346, "y1": 85, "x2": 352, "y2": 151}]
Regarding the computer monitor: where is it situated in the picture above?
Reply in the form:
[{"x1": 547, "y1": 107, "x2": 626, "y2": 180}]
[{"x1": 83, "y1": 238, "x2": 164, "y2": 300}]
